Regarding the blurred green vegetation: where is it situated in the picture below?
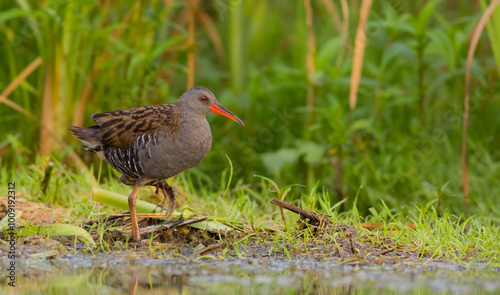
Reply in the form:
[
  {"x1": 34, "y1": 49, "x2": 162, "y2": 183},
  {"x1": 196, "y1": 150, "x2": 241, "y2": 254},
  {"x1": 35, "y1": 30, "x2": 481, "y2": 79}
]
[{"x1": 0, "y1": 0, "x2": 499, "y2": 219}]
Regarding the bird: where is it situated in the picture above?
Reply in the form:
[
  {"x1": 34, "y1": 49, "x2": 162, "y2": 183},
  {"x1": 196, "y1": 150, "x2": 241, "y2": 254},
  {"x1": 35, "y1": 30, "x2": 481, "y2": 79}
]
[{"x1": 70, "y1": 86, "x2": 244, "y2": 242}]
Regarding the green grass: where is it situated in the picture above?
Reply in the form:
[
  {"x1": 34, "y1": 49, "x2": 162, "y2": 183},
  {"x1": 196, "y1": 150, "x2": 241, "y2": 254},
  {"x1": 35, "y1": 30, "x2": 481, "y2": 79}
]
[{"x1": 2, "y1": 156, "x2": 499, "y2": 265}]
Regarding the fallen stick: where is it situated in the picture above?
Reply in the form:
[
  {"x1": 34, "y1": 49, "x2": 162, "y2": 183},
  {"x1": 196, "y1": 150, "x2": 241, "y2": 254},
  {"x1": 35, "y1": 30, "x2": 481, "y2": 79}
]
[
  {"x1": 270, "y1": 198, "x2": 416, "y2": 231},
  {"x1": 270, "y1": 198, "x2": 320, "y2": 222},
  {"x1": 110, "y1": 212, "x2": 189, "y2": 218},
  {"x1": 195, "y1": 242, "x2": 224, "y2": 256},
  {"x1": 84, "y1": 212, "x2": 129, "y2": 226},
  {"x1": 380, "y1": 247, "x2": 395, "y2": 255},
  {"x1": 136, "y1": 216, "x2": 208, "y2": 235}
]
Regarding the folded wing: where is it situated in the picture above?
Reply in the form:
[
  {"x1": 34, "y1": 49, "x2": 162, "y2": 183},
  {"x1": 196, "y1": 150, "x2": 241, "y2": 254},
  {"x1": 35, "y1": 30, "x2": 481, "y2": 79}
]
[{"x1": 92, "y1": 104, "x2": 181, "y2": 149}]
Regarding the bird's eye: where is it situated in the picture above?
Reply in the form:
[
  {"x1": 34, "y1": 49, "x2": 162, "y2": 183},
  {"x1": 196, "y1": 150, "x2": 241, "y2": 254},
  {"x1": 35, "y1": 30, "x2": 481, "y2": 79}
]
[{"x1": 200, "y1": 96, "x2": 207, "y2": 102}]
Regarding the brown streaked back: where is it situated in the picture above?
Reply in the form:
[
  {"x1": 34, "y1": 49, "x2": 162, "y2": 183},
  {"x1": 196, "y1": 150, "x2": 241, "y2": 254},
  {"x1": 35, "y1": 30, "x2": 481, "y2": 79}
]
[{"x1": 92, "y1": 104, "x2": 181, "y2": 149}]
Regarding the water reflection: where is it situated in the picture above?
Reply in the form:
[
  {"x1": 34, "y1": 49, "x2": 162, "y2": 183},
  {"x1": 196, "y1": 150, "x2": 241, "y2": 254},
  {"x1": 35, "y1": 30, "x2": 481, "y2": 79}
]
[{"x1": 2, "y1": 258, "x2": 500, "y2": 294}]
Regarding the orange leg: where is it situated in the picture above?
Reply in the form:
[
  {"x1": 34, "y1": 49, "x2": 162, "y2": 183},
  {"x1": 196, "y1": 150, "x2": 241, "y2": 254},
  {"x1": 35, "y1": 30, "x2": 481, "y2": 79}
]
[
  {"x1": 123, "y1": 175, "x2": 169, "y2": 214},
  {"x1": 128, "y1": 179, "x2": 147, "y2": 243}
]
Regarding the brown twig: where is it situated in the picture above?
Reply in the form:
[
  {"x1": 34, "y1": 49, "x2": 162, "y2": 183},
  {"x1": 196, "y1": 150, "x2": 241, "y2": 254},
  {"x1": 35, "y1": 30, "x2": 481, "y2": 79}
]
[
  {"x1": 0, "y1": 57, "x2": 42, "y2": 121},
  {"x1": 271, "y1": 198, "x2": 417, "y2": 231},
  {"x1": 1, "y1": 57, "x2": 43, "y2": 98},
  {"x1": 195, "y1": 242, "x2": 224, "y2": 256},
  {"x1": 380, "y1": 247, "x2": 395, "y2": 255},
  {"x1": 83, "y1": 211, "x2": 130, "y2": 226},
  {"x1": 270, "y1": 198, "x2": 320, "y2": 222},
  {"x1": 137, "y1": 216, "x2": 208, "y2": 235}
]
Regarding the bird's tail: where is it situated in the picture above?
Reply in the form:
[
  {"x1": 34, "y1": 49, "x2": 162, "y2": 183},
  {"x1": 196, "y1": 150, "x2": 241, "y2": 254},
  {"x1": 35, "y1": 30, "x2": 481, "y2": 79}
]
[{"x1": 69, "y1": 126, "x2": 103, "y2": 153}]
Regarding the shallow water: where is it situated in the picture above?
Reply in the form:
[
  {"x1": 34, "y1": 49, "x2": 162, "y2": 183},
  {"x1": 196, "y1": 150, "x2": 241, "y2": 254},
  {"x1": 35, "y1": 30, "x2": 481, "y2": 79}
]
[{"x1": 2, "y1": 255, "x2": 500, "y2": 294}]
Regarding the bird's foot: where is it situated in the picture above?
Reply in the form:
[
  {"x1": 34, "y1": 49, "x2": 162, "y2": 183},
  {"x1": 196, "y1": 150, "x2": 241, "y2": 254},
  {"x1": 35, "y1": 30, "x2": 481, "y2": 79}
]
[
  {"x1": 160, "y1": 182, "x2": 176, "y2": 220},
  {"x1": 169, "y1": 213, "x2": 184, "y2": 227},
  {"x1": 128, "y1": 178, "x2": 148, "y2": 244}
]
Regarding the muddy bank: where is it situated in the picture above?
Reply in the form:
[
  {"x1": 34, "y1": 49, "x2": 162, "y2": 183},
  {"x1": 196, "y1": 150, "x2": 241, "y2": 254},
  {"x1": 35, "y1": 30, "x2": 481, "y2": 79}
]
[{"x1": 0, "y1": 197, "x2": 492, "y2": 264}]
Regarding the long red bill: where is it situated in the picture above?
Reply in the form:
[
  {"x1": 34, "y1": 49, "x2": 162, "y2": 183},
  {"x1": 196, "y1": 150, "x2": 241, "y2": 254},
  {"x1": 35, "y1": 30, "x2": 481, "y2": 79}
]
[{"x1": 209, "y1": 104, "x2": 245, "y2": 126}]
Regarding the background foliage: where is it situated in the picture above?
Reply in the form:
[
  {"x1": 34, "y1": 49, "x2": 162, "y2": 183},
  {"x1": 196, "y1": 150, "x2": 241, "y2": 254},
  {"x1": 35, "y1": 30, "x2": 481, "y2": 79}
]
[{"x1": 1, "y1": 0, "x2": 499, "y2": 220}]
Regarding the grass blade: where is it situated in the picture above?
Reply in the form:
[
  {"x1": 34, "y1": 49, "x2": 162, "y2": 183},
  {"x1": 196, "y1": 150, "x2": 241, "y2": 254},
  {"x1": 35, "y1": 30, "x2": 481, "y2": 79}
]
[
  {"x1": 10, "y1": 224, "x2": 95, "y2": 246},
  {"x1": 92, "y1": 187, "x2": 162, "y2": 214}
]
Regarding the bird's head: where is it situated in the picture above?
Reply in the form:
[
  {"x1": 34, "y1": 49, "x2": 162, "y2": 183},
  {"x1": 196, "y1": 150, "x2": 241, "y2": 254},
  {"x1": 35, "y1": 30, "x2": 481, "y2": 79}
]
[{"x1": 176, "y1": 86, "x2": 245, "y2": 126}]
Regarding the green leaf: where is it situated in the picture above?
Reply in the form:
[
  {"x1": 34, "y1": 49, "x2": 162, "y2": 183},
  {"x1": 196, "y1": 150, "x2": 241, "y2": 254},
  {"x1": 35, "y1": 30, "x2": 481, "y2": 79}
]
[
  {"x1": 73, "y1": 0, "x2": 97, "y2": 6},
  {"x1": 415, "y1": 0, "x2": 443, "y2": 35},
  {"x1": 254, "y1": 174, "x2": 280, "y2": 193},
  {"x1": 0, "y1": 210, "x2": 22, "y2": 231},
  {"x1": 346, "y1": 119, "x2": 373, "y2": 135},
  {"x1": 380, "y1": 42, "x2": 413, "y2": 71},
  {"x1": 189, "y1": 220, "x2": 234, "y2": 233},
  {"x1": 108, "y1": 36, "x2": 136, "y2": 55},
  {"x1": 261, "y1": 148, "x2": 299, "y2": 176},
  {"x1": 296, "y1": 141, "x2": 324, "y2": 164},
  {"x1": 222, "y1": 155, "x2": 234, "y2": 199},
  {"x1": 317, "y1": 36, "x2": 343, "y2": 66},
  {"x1": 427, "y1": 29, "x2": 455, "y2": 73},
  {"x1": 92, "y1": 187, "x2": 162, "y2": 214},
  {"x1": 0, "y1": 8, "x2": 30, "y2": 23},
  {"x1": 127, "y1": 54, "x2": 145, "y2": 79},
  {"x1": 11, "y1": 224, "x2": 95, "y2": 245},
  {"x1": 281, "y1": 183, "x2": 304, "y2": 201},
  {"x1": 151, "y1": 34, "x2": 186, "y2": 59}
]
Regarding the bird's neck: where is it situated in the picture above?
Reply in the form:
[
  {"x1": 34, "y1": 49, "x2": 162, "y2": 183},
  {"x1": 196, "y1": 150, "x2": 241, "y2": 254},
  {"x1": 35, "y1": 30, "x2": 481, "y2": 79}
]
[
  {"x1": 175, "y1": 105, "x2": 206, "y2": 125},
  {"x1": 177, "y1": 111, "x2": 211, "y2": 147},
  {"x1": 179, "y1": 113, "x2": 209, "y2": 130}
]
